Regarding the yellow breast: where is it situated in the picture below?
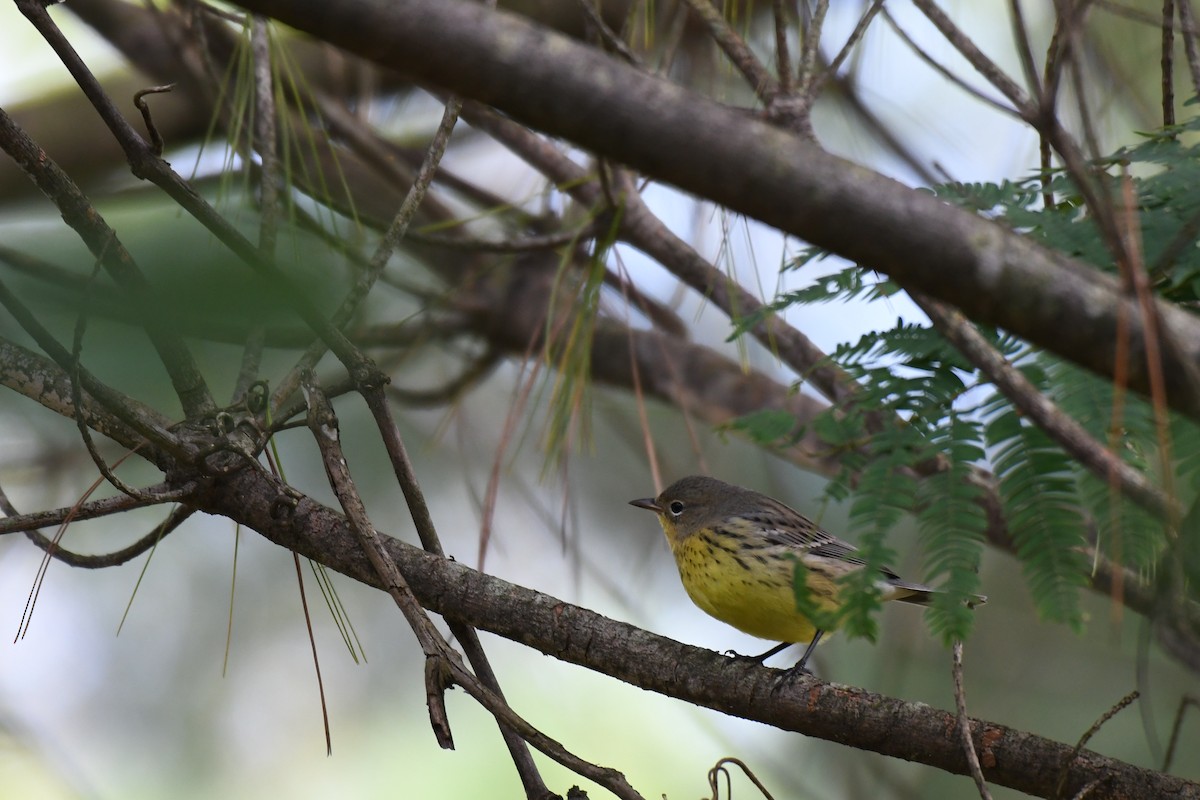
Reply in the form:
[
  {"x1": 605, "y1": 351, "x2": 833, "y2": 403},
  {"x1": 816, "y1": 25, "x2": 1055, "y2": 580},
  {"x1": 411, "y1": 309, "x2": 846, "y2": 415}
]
[{"x1": 670, "y1": 530, "x2": 830, "y2": 644}]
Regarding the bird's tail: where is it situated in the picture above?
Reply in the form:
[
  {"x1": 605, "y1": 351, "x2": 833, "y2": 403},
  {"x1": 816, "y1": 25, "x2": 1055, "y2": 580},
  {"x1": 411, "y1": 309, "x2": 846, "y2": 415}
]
[{"x1": 889, "y1": 580, "x2": 987, "y2": 608}]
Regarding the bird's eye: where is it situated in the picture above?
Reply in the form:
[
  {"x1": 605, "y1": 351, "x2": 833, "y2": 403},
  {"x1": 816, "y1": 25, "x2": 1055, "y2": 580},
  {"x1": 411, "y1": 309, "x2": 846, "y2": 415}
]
[{"x1": 668, "y1": 500, "x2": 685, "y2": 516}]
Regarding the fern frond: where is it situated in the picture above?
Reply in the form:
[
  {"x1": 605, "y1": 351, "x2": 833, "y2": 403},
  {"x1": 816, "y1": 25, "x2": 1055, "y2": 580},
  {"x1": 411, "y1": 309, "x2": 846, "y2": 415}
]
[
  {"x1": 1077, "y1": 472, "x2": 1166, "y2": 578},
  {"x1": 915, "y1": 416, "x2": 987, "y2": 643},
  {"x1": 1172, "y1": 416, "x2": 1200, "y2": 507},
  {"x1": 987, "y1": 411, "x2": 1088, "y2": 629},
  {"x1": 838, "y1": 427, "x2": 923, "y2": 641}
]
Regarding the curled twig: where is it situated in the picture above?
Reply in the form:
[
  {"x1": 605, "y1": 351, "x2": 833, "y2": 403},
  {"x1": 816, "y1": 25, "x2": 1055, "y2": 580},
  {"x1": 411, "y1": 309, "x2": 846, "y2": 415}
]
[
  {"x1": 132, "y1": 83, "x2": 176, "y2": 156},
  {"x1": 707, "y1": 757, "x2": 776, "y2": 800},
  {"x1": 23, "y1": 506, "x2": 192, "y2": 569}
]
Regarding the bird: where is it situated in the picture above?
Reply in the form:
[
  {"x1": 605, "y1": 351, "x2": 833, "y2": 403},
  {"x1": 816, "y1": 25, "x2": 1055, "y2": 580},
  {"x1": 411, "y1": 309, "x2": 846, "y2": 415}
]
[{"x1": 630, "y1": 475, "x2": 985, "y2": 672}]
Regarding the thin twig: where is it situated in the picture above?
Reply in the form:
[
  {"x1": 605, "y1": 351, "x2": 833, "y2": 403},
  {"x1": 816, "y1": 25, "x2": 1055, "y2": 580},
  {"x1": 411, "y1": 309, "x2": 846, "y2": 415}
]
[
  {"x1": 0, "y1": 483, "x2": 186, "y2": 537},
  {"x1": 1176, "y1": 0, "x2": 1200, "y2": 99},
  {"x1": 1162, "y1": 695, "x2": 1199, "y2": 771},
  {"x1": 132, "y1": 83, "x2": 176, "y2": 156},
  {"x1": 817, "y1": 0, "x2": 884, "y2": 92},
  {"x1": 707, "y1": 757, "x2": 776, "y2": 800},
  {"x1": 772, "y1": 0, "x2": 793, "y2": 94},
  {"x1": 308, "y1": 377, "x2": 609, "y2": 797},
  {"x1": 795, "y1": 0, "x2": 830, "y2": 95},
  {"x1": 910, "y1": 0, "x2": 1035, "y2": 112},
  {"x1": 1054, "y1": 690, "x2": 1139, "y2": 798},
  {"x1": 272, "y1": 96, "x2": 461, "y2": 412},
  {"x1": 231, "y1": 16, "x2": 279, "y2": 406},
  {"x1": 248, "y1": 25, "x2": 338, "y2": 746},
  {"x1": 678, "y1": 0, "x2": 778, "y2": 102},
  {"x1": 312, "y1": 93, "x2": 457, "y2": 225},
  {"x1": 302, "y1": 374, "x2": 460, "y2": 748},
  {"x1": 251, "y1": 16, "x2": 280, "y2": 259},
  {"x1": 1007, "y1": 0, "x2": 1044, "y2": 106},
  {"x1": 952, "y1": 641, "x2": 992, "y2": 800},
  {"x1": 233, "y1": 327, "x2": 267, "y2": 406},
  {"x1": 1164, "y1": 0, "x2": 1178, "y2": 126},
  {"x1": 880, "y1": 9, "x2": 1017, "y2": 116},
  {"x1": 68, "y1": 252, "x2": 158, "y2": 500},
  {"x1": 386, "y1": 349, "x2": 502, "y2": 407},
  {"x1": 577, "y1": 0, "x2": 640, "y2": 64},
  {"x1": 22, "y1": 506, "x2": 193, "y2": 569},
  {"x1": 358, "y1": 379, "x2": 553, "y2": 797},
  {"x1": 1039, "y1": 10, "x2": 1068, "y2": 210},
  {"x1": 366, "y1": 103, "x2": 458, "y2": 292}
]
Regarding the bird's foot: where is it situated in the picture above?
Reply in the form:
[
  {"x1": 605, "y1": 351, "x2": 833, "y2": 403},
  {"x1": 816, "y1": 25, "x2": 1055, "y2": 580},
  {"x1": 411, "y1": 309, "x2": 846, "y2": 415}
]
[{"x1": 780, "y1": 661, "x2": 815, "y2": 679}]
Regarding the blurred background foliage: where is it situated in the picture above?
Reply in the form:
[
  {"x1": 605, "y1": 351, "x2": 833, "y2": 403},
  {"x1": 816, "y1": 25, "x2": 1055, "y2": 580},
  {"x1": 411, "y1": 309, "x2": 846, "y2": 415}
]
[{"x1": 1, "y1": 1, "x2": 1199, "y2": 799}]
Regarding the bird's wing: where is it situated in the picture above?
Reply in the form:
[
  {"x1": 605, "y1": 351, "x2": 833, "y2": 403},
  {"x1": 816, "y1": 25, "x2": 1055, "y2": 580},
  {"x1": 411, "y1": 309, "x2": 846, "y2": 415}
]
[
  {"x1": 749, "y1": 497, "x2": 909, "y2": 581},
  {"x1": 805, "y1": 539, "x2": 867, "y2": 567},
  {"x1": 744, "y1": 501, "x2": 861, "y2": 558}
]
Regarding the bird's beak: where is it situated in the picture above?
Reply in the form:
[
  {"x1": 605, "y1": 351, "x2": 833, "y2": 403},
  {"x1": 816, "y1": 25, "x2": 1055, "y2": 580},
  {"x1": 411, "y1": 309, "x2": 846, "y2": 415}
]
[{"x1": 629, "y1": 497, "x2": 662, "y2": 512}]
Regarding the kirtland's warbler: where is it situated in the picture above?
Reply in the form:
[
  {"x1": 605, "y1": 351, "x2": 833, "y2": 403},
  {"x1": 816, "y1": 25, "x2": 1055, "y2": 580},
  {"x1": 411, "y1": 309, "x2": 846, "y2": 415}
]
[{"x1": 631, "y1": 475, "x2": 985, "y2": 672}]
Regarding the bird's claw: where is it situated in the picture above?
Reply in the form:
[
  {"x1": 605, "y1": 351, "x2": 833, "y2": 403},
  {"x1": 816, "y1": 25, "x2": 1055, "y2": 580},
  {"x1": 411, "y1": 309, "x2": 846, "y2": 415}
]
[{"x1": 781, "y1": 662, "x2": 815, "y2": 678}]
